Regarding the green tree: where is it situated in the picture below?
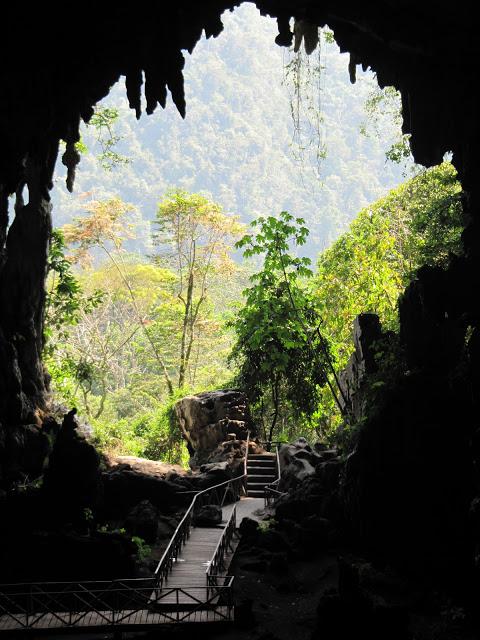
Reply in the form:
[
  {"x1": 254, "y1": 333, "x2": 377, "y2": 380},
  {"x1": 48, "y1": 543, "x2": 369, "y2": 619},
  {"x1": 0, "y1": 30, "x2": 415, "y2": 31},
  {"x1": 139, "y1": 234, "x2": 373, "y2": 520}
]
[
  {"x1": 313, "y1": 162, "x2": 463, "y2": 433},
  {"x1": 44, "y1": 229, "x2": 103, "y2": 356},
  {"x1": 62, "y1": 197, "x2": 178, "y2": 395},
  {"x1": 230, "y1": 211, "x2": 337, "y2": 442},
  {"x1": 153, "y1": 189, "x2": 244, "y2": 389},
  {"x1": 360, "y1": 85, "x2": 414, "y2": 169}
]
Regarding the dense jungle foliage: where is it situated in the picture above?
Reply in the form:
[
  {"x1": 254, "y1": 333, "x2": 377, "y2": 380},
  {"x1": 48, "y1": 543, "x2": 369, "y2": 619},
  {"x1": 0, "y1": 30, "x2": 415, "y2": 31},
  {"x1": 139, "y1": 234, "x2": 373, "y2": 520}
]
[
  {"x1": 45, "y1": 5, "x2": 462, "y2": 462},
  {"x1": 51, "y1": 5, "x2": 412, "y2": 259},
  {"x1": 46, "y1": 163, "x2": 462, "y2": 459}
]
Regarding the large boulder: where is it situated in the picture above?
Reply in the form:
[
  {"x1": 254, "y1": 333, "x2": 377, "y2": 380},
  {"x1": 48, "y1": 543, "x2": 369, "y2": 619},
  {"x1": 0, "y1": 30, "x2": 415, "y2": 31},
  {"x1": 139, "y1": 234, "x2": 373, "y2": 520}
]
[
  {"x1": 175, "y1": 390, "x2": 254, "y2": 468},
  {"x1": 278, "y1": 438, "x2": 337, "y2": 492},
  {"x1": 0, "y1": 530, "x2": 138, "y2": 583},
  {"x1": 109, "y1": 456, "x2": 187, "y2": 479},
  {"x1": 101, "y1": 467, "x2": 186, "y2": 519},
  {"x1": 313, "y1": 557, "x2": 414, "y2": 640},
  {"x1": 194, "y1": 504, "x2": 222, "y2": 527},
  {"x1": 125, "y1": 499, "x2": 160, "y2": 543},
  {"x1": 0, "y1": 422, "x2": 53, "y2": 488},
  {"x1": 42, "y1": 409, "x2": 102, "y2": 525}
]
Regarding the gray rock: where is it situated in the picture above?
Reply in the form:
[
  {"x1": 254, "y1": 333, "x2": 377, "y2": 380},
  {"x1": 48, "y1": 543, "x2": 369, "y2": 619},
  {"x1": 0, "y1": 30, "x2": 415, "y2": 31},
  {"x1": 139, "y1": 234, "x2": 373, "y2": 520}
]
[
  {"x1": 125, "y1": 499, "x2": 159, "y2": 543},
  {"x1": 339, "y1": 313, "x2": 382, "y2": 420},
  {"x1": 278, "y1": 439, "x2": 328, "y2": 492},
  {"x1": 194, "y1": 504, "x2": 222, "y2": 527},
  {"x1": 157, "y1": 515, "x2": 179, "y2": 539},
  {"x1": 175, "y1": 390, "x2": 254, "y2": 468}
]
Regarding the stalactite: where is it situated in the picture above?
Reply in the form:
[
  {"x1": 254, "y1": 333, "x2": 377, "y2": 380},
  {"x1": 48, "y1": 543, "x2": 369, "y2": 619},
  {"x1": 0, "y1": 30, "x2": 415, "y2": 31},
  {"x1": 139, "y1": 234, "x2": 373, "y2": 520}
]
[
  {"x1": 61, "y1": 142, "x2": 81, "y2": 193},
  {"x1": 81, "y1": 105, "x2": 95, "y2": 124},
  {"x1": 348, "y1": 52, "x2": 360, "y2": 84},
  {"x1": 275, "y1": 15, "x2": 293, "y2": 47},
  {"x1": 145, "y1": 65, "x2": 167, "y2": 115},
  {"x1": 0, "y1": 186, "x2": 8, "y2": 269},
  {"x1": 294, "y1": 19, "x2": 319, "y2": 55},
  {"x1": 204, "y1": 14, "x2": 224, "y2": 39},
  {"x1": 126, "y1": 69, "x2": 143, "y2": 120},
  {"x1": 167, "y1": 51, "x2": 186, "y2": 119},
  {"x1": 0, "y1": 141, "x2": 56, "y2": 424}
]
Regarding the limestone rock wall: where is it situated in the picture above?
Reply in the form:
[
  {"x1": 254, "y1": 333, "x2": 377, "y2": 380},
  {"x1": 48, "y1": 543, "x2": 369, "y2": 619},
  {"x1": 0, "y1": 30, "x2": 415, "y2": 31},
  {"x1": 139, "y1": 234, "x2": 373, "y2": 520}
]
[{"x1": 339, "y1": 313, "x2": 382, "y2": 421}]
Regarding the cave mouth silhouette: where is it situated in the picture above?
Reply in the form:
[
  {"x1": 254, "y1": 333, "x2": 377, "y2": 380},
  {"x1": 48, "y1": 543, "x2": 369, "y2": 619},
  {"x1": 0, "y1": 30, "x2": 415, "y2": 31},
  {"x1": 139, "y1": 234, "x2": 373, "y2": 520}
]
[{"x1": 0, "y1": 0, "x2": 479, "y2": 611}]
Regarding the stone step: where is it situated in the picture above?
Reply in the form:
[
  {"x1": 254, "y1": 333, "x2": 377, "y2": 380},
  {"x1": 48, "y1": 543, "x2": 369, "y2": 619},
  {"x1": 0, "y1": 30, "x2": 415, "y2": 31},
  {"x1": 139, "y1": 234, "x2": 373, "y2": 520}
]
[
  {"x1": 247, "y1": 475, "x2": 276, "y2": 483},
  {"x1": 247, "y1": 482, "x2": 273, "y2": 490},
  {"x1": 248, "y1": 454, "x2": 275, "y2": 459},
  {"x1": 247, "y1": 465, "x2": 276, "y2": 475},
  {"x1": 247, "y1": 458, "x2": 276, "y2": 465},
  {"x1": 247, "y1": 490, "x2": 265, "y2": 498}
]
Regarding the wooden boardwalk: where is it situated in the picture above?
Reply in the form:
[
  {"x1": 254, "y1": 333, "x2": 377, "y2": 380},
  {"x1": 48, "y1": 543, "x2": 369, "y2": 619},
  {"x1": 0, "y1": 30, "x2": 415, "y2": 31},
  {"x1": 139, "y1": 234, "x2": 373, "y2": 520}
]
[
  {"x1": 0, "y1": 497, "x2": 265, "y2": 634},
  {"x1": 0, "y1": 607, "x2": 232, "y2": 632},
  {"x1": 159, "y1": 497, "x2": 263, "y2": 604}
]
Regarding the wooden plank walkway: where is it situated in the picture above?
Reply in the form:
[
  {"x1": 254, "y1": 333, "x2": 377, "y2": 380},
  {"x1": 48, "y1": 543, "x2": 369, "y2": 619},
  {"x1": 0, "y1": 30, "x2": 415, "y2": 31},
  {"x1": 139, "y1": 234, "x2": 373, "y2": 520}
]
[
  {"x1": 158, "y1": 497, "x2": 263, "y2": 604},
  {"x1": 0, "y1": 497, "x2": 265, "y2": 634},
  {"x1": 0, "y1": 607, "x2": 232, "y2": 632}
]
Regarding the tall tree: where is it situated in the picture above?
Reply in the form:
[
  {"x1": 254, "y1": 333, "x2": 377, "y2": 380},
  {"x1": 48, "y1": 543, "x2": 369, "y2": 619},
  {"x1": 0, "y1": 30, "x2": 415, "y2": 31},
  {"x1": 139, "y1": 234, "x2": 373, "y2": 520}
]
[
  {"x1": 229, "y1": 211, "x2": 336, "y2": 441},
  {"x1": 63, "y1": 197, "x2": 176, "y2": 394},
  {"x1": 153, "y1": 189, "x2": 244, "y2": 389}
]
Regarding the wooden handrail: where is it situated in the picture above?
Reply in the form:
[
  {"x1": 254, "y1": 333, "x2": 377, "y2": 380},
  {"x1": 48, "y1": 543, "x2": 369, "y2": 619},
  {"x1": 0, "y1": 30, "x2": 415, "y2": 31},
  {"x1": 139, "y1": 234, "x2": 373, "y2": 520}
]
[
  {"x1": 206, "y1": 504, "x2": 237, "y2": 597},
  {"x1": 264, "y1": 443, "x2": 286, "y2": 507},
  {"x1": 0, "y1": 580, "x2": 235, "y2": 630},
  {"x1": 154, "y1": 432, "x2": 250, "y2": 587}
]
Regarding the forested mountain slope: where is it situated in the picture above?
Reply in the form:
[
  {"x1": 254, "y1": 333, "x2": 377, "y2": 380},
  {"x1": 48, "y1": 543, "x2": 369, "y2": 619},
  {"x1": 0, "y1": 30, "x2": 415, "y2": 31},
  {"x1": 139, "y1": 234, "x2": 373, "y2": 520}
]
[{"x1": 52, "y1": 4, "x2": 413, "y2": 258}]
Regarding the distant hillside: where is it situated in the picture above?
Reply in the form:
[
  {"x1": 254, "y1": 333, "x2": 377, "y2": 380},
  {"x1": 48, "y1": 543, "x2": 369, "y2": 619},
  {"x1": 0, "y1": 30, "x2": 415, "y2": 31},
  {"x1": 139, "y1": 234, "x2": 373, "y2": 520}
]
[{"x1": 51, "y1": 4, "x2": 413, "y2": 259}]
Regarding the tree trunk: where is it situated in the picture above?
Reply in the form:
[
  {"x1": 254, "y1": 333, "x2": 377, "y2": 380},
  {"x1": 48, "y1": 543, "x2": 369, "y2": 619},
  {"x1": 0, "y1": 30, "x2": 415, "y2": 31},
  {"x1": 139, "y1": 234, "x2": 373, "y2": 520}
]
[
  {"x1": 178, "y1": 270, "x2": 194, "y2": 389},
  {"x1": 267, "y1": 377, "x2": 280, "y2": 446}
]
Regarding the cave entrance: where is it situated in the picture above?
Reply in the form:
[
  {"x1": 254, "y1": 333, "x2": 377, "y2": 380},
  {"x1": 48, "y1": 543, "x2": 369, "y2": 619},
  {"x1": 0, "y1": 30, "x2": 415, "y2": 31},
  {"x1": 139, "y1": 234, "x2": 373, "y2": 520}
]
[
  {"x1": 0, "y1": 0, "x2": 477, "y2": 610},
  {"x1": 0, "y1": 0, "x2": 472, "y2": 469},
  {"x1": 41, "y1": 4, "x2": 462, "y2": 456}
]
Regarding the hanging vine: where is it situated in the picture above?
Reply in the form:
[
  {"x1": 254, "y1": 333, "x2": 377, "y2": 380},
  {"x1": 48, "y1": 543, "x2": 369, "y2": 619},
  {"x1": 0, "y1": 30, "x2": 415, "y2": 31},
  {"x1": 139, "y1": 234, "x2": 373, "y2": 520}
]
[{"x1": 282, "y1": 25, "x2": 334, "y2": 182}]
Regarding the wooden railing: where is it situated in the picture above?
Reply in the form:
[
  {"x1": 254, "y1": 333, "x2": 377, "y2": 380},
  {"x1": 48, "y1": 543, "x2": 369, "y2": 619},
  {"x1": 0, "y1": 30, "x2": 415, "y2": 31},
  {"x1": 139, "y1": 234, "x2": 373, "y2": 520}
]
[
  {"x1": 154, "y1": 432, "x2": 250, "y2": 589},
  {"x1": 206, "y1": 505, "x2": 237, "y2": 597},
  {"x1": 0, "y1": 579, "x2": 234, "y2": 631},
  {"x1": 264, "y1": 442, "x2": 286, "y2": 507}
]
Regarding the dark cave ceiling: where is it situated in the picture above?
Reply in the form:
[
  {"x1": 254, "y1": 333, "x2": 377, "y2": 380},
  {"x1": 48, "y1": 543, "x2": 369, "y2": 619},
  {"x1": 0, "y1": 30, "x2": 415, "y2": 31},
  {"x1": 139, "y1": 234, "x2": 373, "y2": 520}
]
[{"x1": 0, "y1": 1, "x2": 478, "y2": 195}]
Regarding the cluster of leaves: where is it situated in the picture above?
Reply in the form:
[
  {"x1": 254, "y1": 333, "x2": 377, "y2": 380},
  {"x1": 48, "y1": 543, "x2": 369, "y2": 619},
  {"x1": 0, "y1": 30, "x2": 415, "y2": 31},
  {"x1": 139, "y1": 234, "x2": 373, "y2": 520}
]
[
  {"x1": 88, "y1": 107, "x2": 130, "y2": 171},
  {"x1": 360, "y1": 85, "x2": 413, "y2": 170},
  {"x1": 45, "y1": 229, "x2": 103, "y2": 355}
]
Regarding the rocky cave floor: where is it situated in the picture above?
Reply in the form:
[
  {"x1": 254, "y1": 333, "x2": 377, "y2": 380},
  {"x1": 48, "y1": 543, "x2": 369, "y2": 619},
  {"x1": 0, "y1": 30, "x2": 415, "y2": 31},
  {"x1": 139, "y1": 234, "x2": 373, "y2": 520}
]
[
  {"x1": 141, "y1": 548, "x2": 476, "y2": 640},
  {"x1": 2, "y1": 408, "x2": 478, "y2": 640}
]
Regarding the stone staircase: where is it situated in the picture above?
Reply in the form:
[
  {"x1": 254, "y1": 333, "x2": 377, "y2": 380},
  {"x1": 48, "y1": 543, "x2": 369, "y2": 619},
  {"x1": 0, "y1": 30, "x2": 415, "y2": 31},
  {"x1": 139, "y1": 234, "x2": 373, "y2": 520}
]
[{"x1": 246, "y1": 453, "x2": 277, "y2": 498}]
